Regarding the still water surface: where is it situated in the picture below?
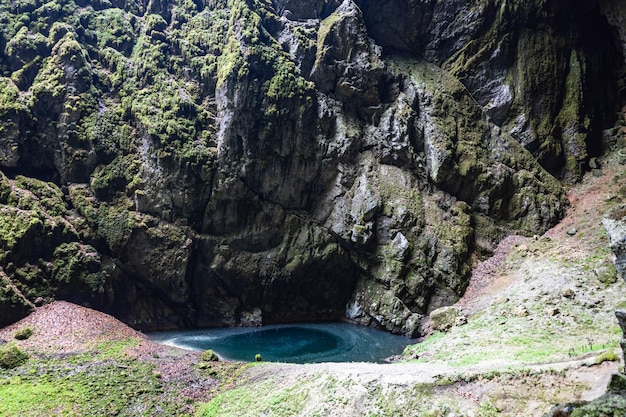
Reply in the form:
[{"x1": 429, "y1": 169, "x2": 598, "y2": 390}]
[{"x1": 148, "y1": 322, "x2": 414, "y2": 363}]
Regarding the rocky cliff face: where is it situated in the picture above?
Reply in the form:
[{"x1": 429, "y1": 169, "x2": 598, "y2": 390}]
[{"x1": 0, "y1": 0, "x2": 623, "y2": 335}]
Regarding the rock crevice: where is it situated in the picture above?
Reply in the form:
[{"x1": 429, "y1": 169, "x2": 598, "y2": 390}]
[{"x1": 0, "y1": 0, "x2": 623, "y2": 335}]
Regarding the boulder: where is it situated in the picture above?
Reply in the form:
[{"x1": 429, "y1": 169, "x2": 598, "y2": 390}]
[
  {"x1": 616, "y1": 310, "x2": 626, "y2": 360},
  {"x1": 603, "y1": 216, "x2": 626, "y2": 281},
  {"x1": 430, "y1": 306, "x2": 463, "y2": 332}
]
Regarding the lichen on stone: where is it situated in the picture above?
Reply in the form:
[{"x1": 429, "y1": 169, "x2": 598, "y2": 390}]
[{"x1": 0, "y1": 0, "x2": 619, "y2": 333}]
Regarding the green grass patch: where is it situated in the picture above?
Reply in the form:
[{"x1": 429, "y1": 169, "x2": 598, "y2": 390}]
[
  {"x1": 512, "y1": 346, "x2": 561, "y2": 363},
  {"x1": 0, "y1": 357, "x2": 171, "y2": 416},
  {"x1": 403, "y1": 332, "x2": 446, "y2": 359},
  {"x1": 197, "y1": 379, "x2": 309, "y2": 417},
  {"x1": 0, "y1": 336, "x2": 199, "y2": 417},
  {"x1": 91, "y1": 338, "x2": 140, "y2": 359},
  {"x1": 595, "y1": 350, "x2": 620, "y2": 364}
]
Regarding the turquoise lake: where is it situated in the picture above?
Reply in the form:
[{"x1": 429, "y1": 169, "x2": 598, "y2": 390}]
[{"x1": 148, "y1": 322, "x2": 415, "y2": 363}]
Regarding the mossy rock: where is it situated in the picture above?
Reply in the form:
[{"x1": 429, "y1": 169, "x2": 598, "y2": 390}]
[
  {"x1": 0, "y1": 171, "x2": 11, "y2": 203},
  {"x1": 90, "y1": 155, "x2": 139, "y2": 199},
  {"x1": 569, "y1": 393, "x2": 626, "y2": 417},
  {"x1": 201, "y1": 349, "x2": 219, "y2": 362},
  {"x1": 90, "y1": 8, "x2": 136, "y2": 55},
  {"x1": 0, "y1": 206, "x2": 43, "y2": 251},
  {"x1": 69, "y1": 186, "x2": 135, "y2": 253},
  {"x1": 52, "y1": 242, "x2": 106, "y2": 294},
  {"x1": 14, "y1": 326, "x2": 33, "y2": 340},
  {"x1": 609, "y1": 374, "x2": 626, "y2": 393},
  {"x1": 0, "y1": 343, "x2": 28, "y2": 369},
  {"x1": 5, "y1": 26, "x2": 49, "y2": 70},
  {"x1": 0, "y1": 77, "x2": 27, "y2": 115},
  {"x1": 12, "y1": 175, "x2": 67, "y2": 217},
  {"x1": 429, "y1": 306, "x2": 461, "y2": 332},
  {"x1": 0, "y1": 277, "x2": 34, "y2": 328}
]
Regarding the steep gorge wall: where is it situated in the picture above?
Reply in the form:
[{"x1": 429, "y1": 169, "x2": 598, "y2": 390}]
[
  {"x1": 0, "y1": 0, "x2": 622, "y2": 335},
  {"x1": 358, "y1": 0, "x2": 622, "y2": 180}
]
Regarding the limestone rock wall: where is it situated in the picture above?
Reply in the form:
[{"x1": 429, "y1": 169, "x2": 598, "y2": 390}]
[
  {"x1": 358, "y1": 0, "x2": 622, "y2": 182},
  {"x1": 0, "y1": 0, "x2": 623, "y2": 335}
]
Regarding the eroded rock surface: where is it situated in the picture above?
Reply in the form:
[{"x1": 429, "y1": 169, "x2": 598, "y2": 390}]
[
  {"x1": 603, "y1": 209, "x2": 626, "y2": 281},
  {"x1": 0, "y1": 0, "x2": 623, "y2": 335}
]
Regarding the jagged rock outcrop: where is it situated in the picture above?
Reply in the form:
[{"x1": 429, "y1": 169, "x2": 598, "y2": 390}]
[
  {"x1": 601, "y1": 0, "x2": 626, "y2": 99},
  {"x1": 358, "y1": 0, "x2": 622, "y2": 182},
  {"x1": 0, "y1": 0, "x2": 623, "y2": 335},
  {"x1": 617, "y1": 310, "x2": 626, "y2": 365},
  {"x1": 603, "y1": 206, "x2": 626, "y2": 281}
]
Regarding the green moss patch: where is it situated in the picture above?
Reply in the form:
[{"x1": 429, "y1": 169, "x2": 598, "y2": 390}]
[
  {"x1": 0, "y1": 357, "x2": 168, "y2": 416},
  {"x1": 13, "y1": 327, "x2": 32, "y2": 340},
  {"x1": 197, "y1": 376, "x2": 310, "y2": 417},
  {"x1": 52, "y1": 242, "x2": 106, "y2": 294},
  {"x1": 0, "y1": 344, "x2": 28, "y2": 369},
  {"x1": 0, "y1": 206, "x2": 42, "y2": 251}
]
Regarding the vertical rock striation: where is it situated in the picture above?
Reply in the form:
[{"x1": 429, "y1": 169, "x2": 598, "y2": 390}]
[{"x1": 0, "y1": 0, "x2": 623, "y2": 335}]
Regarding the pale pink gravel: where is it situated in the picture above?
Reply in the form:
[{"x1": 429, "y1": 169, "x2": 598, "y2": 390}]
[
  {"x1": 457, "y1": 234, "x2": 526, "y2": 313},
  {"x1": 0, "y1": 301, "x2": 147, "y2": 354},
  {"x1": 0, "y1": 300, "x2": 221, "y2": 408}
]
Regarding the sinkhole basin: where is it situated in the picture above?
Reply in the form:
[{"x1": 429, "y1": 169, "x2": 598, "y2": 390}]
[{"x1": 148, "y1": 322, "x2": 415, "y2": 363}]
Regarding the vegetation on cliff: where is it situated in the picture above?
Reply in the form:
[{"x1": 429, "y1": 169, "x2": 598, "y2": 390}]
[
  {"x1": 0, "y1": 0, "x2": 623, "y2": 338},
  {"x1": 1, "y1": 143, "x2": 624, "y2": 415},
  {"x1": 0, "y1": 2, "x2": 625, "y2": 415}
]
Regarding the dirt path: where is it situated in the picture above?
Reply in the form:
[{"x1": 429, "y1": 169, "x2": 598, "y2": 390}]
[{"x1": 246, "y1": 355, "x2": 615, "y2": 391}]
